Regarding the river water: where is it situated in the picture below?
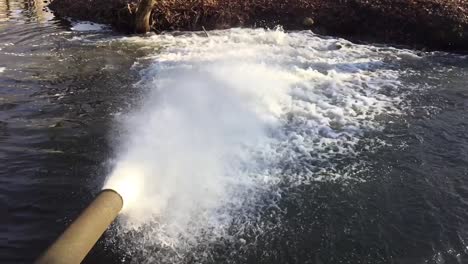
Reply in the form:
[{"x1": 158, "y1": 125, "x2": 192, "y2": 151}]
[{"x1": 2, "y1": 1, "x2": 468, "y2": 264}]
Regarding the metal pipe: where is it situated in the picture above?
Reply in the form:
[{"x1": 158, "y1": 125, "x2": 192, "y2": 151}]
[{"x1": 36, "y1": 189, "x2": 124, "y2": 264}]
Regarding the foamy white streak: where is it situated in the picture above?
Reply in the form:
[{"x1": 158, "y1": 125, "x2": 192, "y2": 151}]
[
  {"x1": 104, "y1": 28, "x2": 412, "y2": 262},
  {"x1": 70, "y1": 21, "x2": 108, "y2": 32}
]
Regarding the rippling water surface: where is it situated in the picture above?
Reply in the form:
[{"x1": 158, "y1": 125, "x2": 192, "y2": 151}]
[{"x1": 2, "y1": 1, "x2": 468, "y2": 264}]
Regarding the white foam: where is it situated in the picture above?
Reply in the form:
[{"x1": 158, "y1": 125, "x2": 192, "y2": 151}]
[
  {"x1": 105, "y1": 28, "x2": 413, "y2": 262},
  {"x1": 70, "y1": 21, "x2": 107, "y2": 32},
  {"x1": 0, "y1": 67, "x2": 5, "y2": 73}
]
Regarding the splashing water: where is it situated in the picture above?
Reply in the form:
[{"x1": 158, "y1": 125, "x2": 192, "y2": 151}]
[{"x1": 103, "y1": 28, "x2": 414, "y2": 262}]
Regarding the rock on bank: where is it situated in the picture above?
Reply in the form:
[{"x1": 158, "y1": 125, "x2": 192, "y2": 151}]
[{"x1": 49, "y1": 0, "x2": 468, "y2": 52}]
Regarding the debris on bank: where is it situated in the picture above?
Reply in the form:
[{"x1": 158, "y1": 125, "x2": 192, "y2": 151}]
[{"x1": 49, "y1": 0, "x2": 468, "y2": 51}]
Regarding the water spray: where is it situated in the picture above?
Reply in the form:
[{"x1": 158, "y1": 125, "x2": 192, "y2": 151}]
[
  {"x1": 36, "y1": 28, "x2": 406, "y2": 263},
  {"x1": 35, "y1": 189, "x2": 124, "y2": 264}
]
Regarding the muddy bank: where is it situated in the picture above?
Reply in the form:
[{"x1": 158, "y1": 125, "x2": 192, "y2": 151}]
[{"x1": 48, "y1": 0, "x2": 468, "y2": 51}]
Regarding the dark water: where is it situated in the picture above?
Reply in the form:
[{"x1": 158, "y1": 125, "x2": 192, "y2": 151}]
[
  {"x1": 2, "y1": 1, "x2": 468, "y2": 264},
  {"x1": 0, "y1": 1, "x2": 141, "y2": 262}
]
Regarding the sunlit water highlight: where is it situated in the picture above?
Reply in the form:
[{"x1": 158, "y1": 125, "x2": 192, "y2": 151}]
[{"x1": 104, "y1": 28, "x2": 417, "y2": 262}]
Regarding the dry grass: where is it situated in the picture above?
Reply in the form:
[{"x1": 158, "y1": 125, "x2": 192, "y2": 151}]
[
  {"x1": 49, "y1": 0, "x2": 468, "y2": 51},
  {"x1": 152, "y1": 0, "x2": 318, "y2": 30}
]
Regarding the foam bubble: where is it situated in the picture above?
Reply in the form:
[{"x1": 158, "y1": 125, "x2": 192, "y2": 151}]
[
  {"x1": 106, "y1": 28, "x2": 413, "y2": 262},
  {"x1": 70, "y1": 21, "x2": 108, "y2": 32}
]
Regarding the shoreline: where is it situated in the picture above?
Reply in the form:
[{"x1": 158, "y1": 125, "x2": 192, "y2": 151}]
[{"x1": 49, "y1": 0, "x2": 468, "y2": 52}]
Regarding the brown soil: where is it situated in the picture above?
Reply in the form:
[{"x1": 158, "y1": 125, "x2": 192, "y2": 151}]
[{"x1": 49, "y1": 0, "x2": 468, "y2": 51}]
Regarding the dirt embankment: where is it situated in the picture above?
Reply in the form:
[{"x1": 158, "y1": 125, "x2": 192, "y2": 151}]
[{"x1": 49, "y1": 0, "x2": 468, "y2": 51}]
